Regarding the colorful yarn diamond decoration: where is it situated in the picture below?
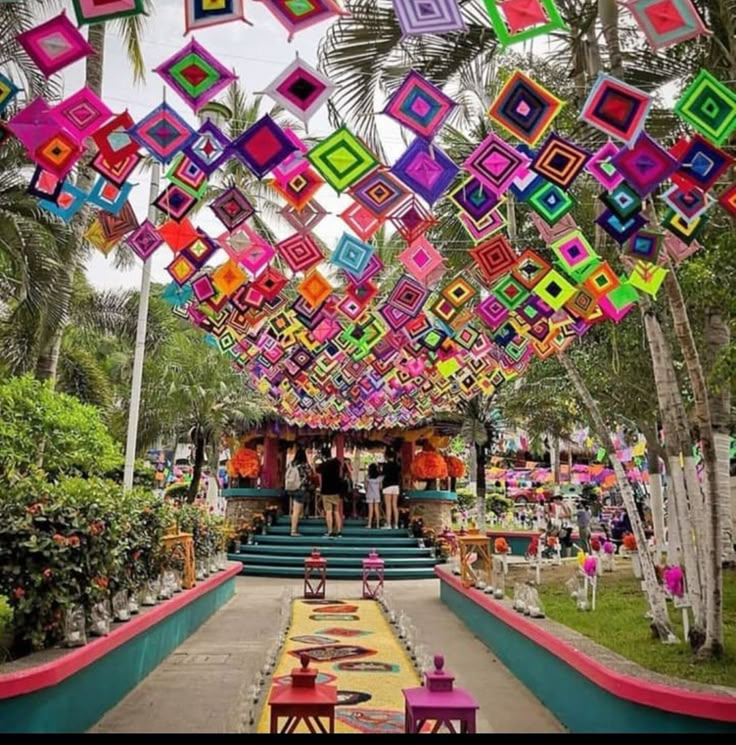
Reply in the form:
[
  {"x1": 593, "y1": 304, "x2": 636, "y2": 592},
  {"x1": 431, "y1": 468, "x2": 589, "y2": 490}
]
[
  {"x1": 16, "y1": 12, "x2": 94, "y2": 78},
  {"x1": 153, "y1": 184, "x2": 199, "y2": 222},
  {"x1": 600, "y1": 181, "x2": 642, "y2": 220},
  {"x1": 34, "y1": 130, "x2": 85, "y2": 178},
  {"x1": 27, "y1": 167, "x2": 64, "y2": 203},
  {"x1": 582, "y1": 261, "x2": 620, "y2": 298},
  {"x1": 89, "y1": 151, "x2": 140, "y2": 190},
  {"x1": 389, "y1": 198, "x2": 436, "y2": 242},
  {"x1": 718, "y1": 182, "x2": 736, "y2": 217},
  {"x1": 155, "y1": 38, "x2": 237, "y2": 113},
  {"x1": 470, "y1": 234, "x2": 517, "y2": 284},
  {"x1": 272, "y1": 129, "x2": 310, "y2": 184},
  {"x1": 308, "y1": 126, "x2": 379, "y2": 194},
  {"x1": 488, "y1": 70, "x2": 563, "y2": 146},
  {"x1": 585, "y1": 141, "x2": 622, "y2": 190},
  {"x1": 399, "y1": 237, "x2": 443, "y2": 282},
  {"x1": 158, "y1": 218, "x2": 199, "y2": 252},
  {"x1": 183, "y1": 120, "x2": 231, "y2": 176},
  {"x1": 167, "y1": 253, "x2": 198, "y2": 286},
  {"x1": 386, "y1": 274, "x2": 430, "y2": 317},
  {"x1": 276, "y1": 233, "x2": 324, "y2": 273},
  {"x1": 459, "y1": 209, "x2": 507, "y2": 242},
  {"x1": 212, "y1": 259, "x2": 247, "y2": 296},
  {"x1": 230, "y1": 114, "x2": 297, "y2": 179},
  {"x1": 127, "y1": 220, "x2": 164, "y2": 262},
  {"x1": 166, "y1": 154, "x2": 208, "y2": 198},
  {"x1": 349, "y1": 169, "x2": 409, "y2": 217},
  {"x1": 184, "y1": 0, "x2": 250, "y2": 32},
  {"x1": 622, "y1": 0, "x2": 711, "y2": 51},
  {"x1": 464, "y1": 134, "x2": 528, "y2": 194},
  {"x1": 92, "y1": 112, "x2": 139, "y2": 167},
  {"x1": 492, "y1": 274, "x2": 529, "y2": 310},
  {"x1": 191, "y1": 274, "x2": 217, "y2": 303},
  {"x1": 448, "y1": 177, "x2": 501, "y2": 223},
  {"x1": 627, "y1": 260, "x2": 668, "y2": 298},
  {"x1": 7, "y1": 99, "x2": 61, "y2": 154},
  {"x1": 674, "y1": 69, "x2": 736, "y2": 146},
  {"x1": 210, "y1": 186, "x2": 255, "y2": 230},
  {"x1": 483, "y1": 0, "x2": 568, "y2": 46},
  {"x1": 595, "y1": 209, "x2": 647, "y2": 244},
  {"x1": 269, "y1": 167, "x2": 324, "y2": 209},
  {"x1": 391, "y1": 138, "x2": 458, "y2": 205},
  {"x1": 0, "y1": 73, "x2": 19, "y2": 115},
  {"x1": 664, "y1": 233, "x2": 701, "y2": 263},
  {"x1": 72, "y1": 0, "x2": 145, "y2": 25},
  {"x1": 51, "y1": 87, "x2": 112, "y2": 141},
  {"x1": 281, "y1": 200, "x2": 328, "y2": 234},
  {"x1": 340, "y1": 201, "x2": 382, "y2": 241},
  {"x1": 532, "y1": 269, "x2": 576, "y2": 310},
  {"x1": 565, "y1": 287, "x2": 599, "y2": 321},
  {"x1": 84, "y1": 218, "x2": 117, "y2": 256},
  {"x1": 512, "y1": 248, "x2": 551, "y2": 289},
  {"x1": 97, "y1": 201, "x2": 139, "y2": 242},
  {"x1": 182, "y1": 234, "x2": 218, "y2": 270},
  {"x1": 661, "y1": 207, "x2": 708, "y2": 245},
  {"x1": 476, "y1": 296, "x2": 509, "y2": 330},
  {"x1": 391, "y1": 0, "x2": 466, "y2": 36},
  {"x1": 264, "y1": 56, "x2": 336, "y2": 126},
  {"x1": 580, "y1": 73, "x2": 652, "y2": 145},
  {"x1": 88, "y1": 177, "x2": 134, "y2": 215},
  {"x1": 39, "y1": 182, "x2": 88, "y2": 222},
  {"x1": 255, "y1": 0, "x2": 346, "y2": 41},
  {"x1": 348, "y1": 253, "x2": 383, "y2": 285},
  {"x1": 598, "y1": 282, "x2": 638, "y2": 322},
  {"x1": 531, "y1": 133, "x2": 591, "y2": 189},
  {"x1": 671, "y1": 134, "x2": 732, "y2": 192},
  {"x1": 550, "y1": 230, "x2": 599, "y2": 277},
  {"x1": 611, "y1": 132, "x2": 678, "y2": 197},
  {"x1": 625, "y1": 228, "x2": 663, "y2": 263},
  {"x1": 299, "y1": 270, "x2": 333, "y2": 308},
  {"x1": 217, "y1": 226, "x2": 270, "y2": 269},
  {"x1": 331, "y1": 233, "x2": 375, "y2": 278},
  {"x1": 661, "y1": 184, "x2": 713, "y2": 221},
  {"x1": 129, "y1": 103, "x2": 197, "y2": 164},
  {"x1": 253, "y1": 266, "x2": 287, "y2": 300},
  {"x1": 527, "y1": 180, "x2": 575, "y2": 224},
  {"x1": 384, "y1": 70, "x2": 457, "y2": 141}
]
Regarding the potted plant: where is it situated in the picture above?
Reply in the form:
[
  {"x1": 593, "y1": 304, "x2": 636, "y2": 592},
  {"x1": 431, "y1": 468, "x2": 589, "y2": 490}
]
[
  {"x1": 411, "y1": 443, "x2": 449, "y2": 490},
  {"x1": 227, "y1": 447, "x2": 261, "y2": 488}
]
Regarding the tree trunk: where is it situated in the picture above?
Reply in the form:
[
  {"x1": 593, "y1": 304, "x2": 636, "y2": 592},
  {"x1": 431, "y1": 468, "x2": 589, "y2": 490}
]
[
  {"x1": 664, "y1": 268, "x2": 723, "y2": 657},
  {"x1": 188, "y1": 428, "x2": 205, "y2": 503},
  {"x1": 35, "y1": 24, "x2": 106, "y2": 383},
  {"x1": 468, "y1": 445, "x2": 477, "y2": 492},
  {"x1": 559, "y1": 353, "x2": 675, "y2": 641},
  {"x1": 644, "y1": 428, "x2": 666, "y2": 562},
  {"x1": 551, "y1": 437, "x2": 560, "y2": 484},
  {"x1": 598, "y1": 0, "x2": 624, "y2": 77},
  {"x1": 476, "y1": 443, "x2": 487, "y2": 531},
  {"x1": 703, "y1": 310, "x2": 734, "y2": 563}
]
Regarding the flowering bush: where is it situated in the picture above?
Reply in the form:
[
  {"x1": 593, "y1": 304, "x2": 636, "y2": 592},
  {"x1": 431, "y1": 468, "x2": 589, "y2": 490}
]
[
  {"x1": 444, "y1": 455, "x2": 465, "y2": 479},
  {"x1": 227, "y1": 448, "x2": 260, "y2": 480},
  {"x1": 622, "y1": 533, "x2": 637, "y2": 551}
]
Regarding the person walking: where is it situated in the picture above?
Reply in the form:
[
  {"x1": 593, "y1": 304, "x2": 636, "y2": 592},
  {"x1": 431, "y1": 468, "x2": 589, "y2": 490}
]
[
  {"x1": 285, "y1": 446, "x2": 314, "y2": 537},
  {"x1": 576, "y1": 501, "x2": 592, "y2": 553},
  {"x1": 381, "y1": 448, "x2": 401, "y2": 529},
  {"x1": 364, "y1": 463, "x2": 383, "y2": 529},
  {"x1": 317, "y1": 445, "x2": 345, "y2": 538}
]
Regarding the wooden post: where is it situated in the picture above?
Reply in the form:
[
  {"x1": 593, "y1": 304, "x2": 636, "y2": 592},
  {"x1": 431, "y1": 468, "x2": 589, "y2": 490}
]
[
  {"x1": 401, "y1": 440, "x2": 415, "y2": 491},
  {"x1": 262, "y1": 425, "x2": 280, "y2": 489}
]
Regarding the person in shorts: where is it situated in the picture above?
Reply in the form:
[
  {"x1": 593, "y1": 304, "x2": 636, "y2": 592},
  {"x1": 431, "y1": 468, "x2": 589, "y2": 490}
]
[
  {"x1": 381, "y1": 448, "x2": 401, "y2": 529},
  {"x1": 317, "y1": 446, "x2": 345, "y2": 538},
  {"x1": 364, "y1": 463, "x2": 383, "y2": 529}
]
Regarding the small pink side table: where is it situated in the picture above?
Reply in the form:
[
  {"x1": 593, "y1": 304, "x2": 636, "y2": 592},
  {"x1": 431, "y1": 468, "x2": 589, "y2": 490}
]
[{"x1": 402, "y1": 655, "x2": 479, "y2": 734}]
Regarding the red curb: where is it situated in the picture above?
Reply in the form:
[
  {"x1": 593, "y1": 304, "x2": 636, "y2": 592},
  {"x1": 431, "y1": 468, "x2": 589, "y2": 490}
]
[
  {"x1": 0, "y1": 563, "x2": 241, "y2": 700},
  {"x1": 436, "y1": 566, "x2": 736, "y2": 722}
]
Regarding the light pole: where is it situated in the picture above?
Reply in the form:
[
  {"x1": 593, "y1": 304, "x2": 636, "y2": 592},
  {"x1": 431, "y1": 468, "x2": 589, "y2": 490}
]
[{"x1": 123, "y1": 161, "x2": 161, "y2": 491}]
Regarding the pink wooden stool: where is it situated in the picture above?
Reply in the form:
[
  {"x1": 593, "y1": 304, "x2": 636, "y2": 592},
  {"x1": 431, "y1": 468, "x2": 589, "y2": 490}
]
[
  {"x1": 269, "y1": 653, "x2": 337, "y2": 734},
  {"x1": 362, "y1": 549, "x2": 385, "y2": 599},
  {"x1": 304, "y1": 548, "x2": 326, "y2": 599},
  {"x1": 402, "y1": 654, "x2": 479, "y2": 734}
]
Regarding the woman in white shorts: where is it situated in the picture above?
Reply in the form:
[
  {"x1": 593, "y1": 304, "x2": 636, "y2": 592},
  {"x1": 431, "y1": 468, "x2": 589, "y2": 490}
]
[
  {"x1": 381, "y1": 449, "x2": 401, "y2": 529},
  {"x1": 364, "y1": 463, "x2": 383, "y2": 529}
]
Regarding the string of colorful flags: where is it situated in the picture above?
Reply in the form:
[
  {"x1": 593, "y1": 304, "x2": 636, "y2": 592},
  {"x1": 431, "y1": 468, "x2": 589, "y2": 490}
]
[{"x1": 1, "y1": 0, "x2": 734, "y2": 429}]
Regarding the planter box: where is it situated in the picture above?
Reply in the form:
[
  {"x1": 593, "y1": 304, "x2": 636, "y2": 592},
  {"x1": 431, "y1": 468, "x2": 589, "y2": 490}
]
[
  {"x1": 0, "y1": 564, "x2": 240, "y2": 733},
  {"x1": 436, "y1": 566, "x2": 736, "y2": 733}
]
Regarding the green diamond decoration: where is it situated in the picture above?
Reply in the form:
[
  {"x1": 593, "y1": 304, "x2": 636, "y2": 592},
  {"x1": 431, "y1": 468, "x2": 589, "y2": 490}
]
[
  {"x1": 527, "y1": 180, "x2": 575, "y2": 225},
  {"x1": 674, "y1": 69, "x2": 736, "y2": 146},
  {"x1": 170, "y1": 54, "x2": 220, "y2": 97},
  {"x1": 492, "y1": 274, "x2": 529, "y2": 310},
  {"x1": 533, "y1": 269, "x2": 576, "y2": 310},
  {"x1": 307, "y1": 126, "x2": 378, "y2": 193},
  {"x1": 286, "y1": 0, "x2": 315, "y2": 16},
  {"x1": 483, "y1": 0, "x2": 569, "y2": 47}
]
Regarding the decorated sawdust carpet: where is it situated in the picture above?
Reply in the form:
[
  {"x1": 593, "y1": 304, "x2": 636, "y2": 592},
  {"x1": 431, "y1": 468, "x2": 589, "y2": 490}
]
[{"x1": 257, "y1": 598, "x2": 420, "y2": 733}]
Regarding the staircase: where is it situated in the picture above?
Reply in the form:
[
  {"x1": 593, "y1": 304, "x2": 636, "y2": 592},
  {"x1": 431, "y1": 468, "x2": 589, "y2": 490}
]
[{"x1": 228, "y1": 516, "x2": 439, "y2": 579}]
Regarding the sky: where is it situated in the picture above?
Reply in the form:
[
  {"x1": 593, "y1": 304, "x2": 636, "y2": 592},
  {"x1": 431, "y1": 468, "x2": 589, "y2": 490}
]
[{"x1": 53, "y1": 0, "x2": 383, "y2": 291}]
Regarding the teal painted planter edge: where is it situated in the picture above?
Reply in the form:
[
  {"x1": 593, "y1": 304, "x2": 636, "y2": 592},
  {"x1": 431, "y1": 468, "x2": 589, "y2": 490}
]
[
  {"x1": 436, "y1": 567, "x2": 736, "y2": 733},
  {"x1": 406, "y1": 490, "x2": 457, "y2": 502},
  {"x1": 223, "y1": 488, "x2": 283, "y2": 499},
  {"x1": 0, "y1": 565, "x2": 240, "y2": 733}
]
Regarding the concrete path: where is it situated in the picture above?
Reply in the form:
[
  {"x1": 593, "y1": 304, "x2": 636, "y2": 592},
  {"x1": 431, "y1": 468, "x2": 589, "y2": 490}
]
[{"x1": 92, "y1": 576, "x2": 563, "y2": 734}]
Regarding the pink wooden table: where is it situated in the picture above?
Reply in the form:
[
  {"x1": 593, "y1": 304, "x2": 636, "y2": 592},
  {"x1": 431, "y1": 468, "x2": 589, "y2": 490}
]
[{"x1": 402, "y1": 685, "x2": 479, "y2": 734}]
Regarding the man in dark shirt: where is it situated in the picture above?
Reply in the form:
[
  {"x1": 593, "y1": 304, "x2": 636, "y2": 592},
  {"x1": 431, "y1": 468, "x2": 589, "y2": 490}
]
[{"x1": 317, "y1": 446, "x2": 344, "y2": 537}]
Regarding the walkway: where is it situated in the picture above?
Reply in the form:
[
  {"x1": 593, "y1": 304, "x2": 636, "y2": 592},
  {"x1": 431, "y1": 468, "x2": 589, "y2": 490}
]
[{"x1": 91, "y1": 576, "x2": 564, "y2": 733}]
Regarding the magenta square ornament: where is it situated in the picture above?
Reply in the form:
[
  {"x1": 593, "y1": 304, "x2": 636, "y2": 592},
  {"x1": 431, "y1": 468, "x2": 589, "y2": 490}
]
[
  {"x1": 72, "y1": 0, "x2": 145, "y2": 25},
  {"x1": 391, "y1": 138, "x2": 459, "y2": 205},
  {"x1": 153, "y1": 184, "x2": 198, "y2": 222},
  {"x1": 217, "y1": 226, "x2": 273, "y2": 270},
  {"x1": 399, "y1": 237, "x2": 444, "y2": 283},
  {"x1": 340, "y1": 201, "x2": 382, "y2": 241},
  {"x1": 272, "y1": 129, "x2": 309, "y2": 184},
  {"x1": 51, "y1": 87, "x2": 112, "y2": 142},
  {"x1": 276, "y1": 233, "x2": 323, "y2": 274},
  {"x1": 127, "y1": 220, "x2": 164, "y2": 261},
  {"x1": 129, "y1": 102, "x2": 197, "y2": 164},
  {"x1": 183, "y1": 120, "x2": 231, "y2": 176},
  {"x1": 349, "y1": 169, "x2": 410, "y2": 217},
  {"x1": 585, "y1": 141, "x2": 622, "y2": 190},
  {"x1": 7, "y1": 99, "x2": 60, "y2": 154},
  {"x1": 465, "y1": 134, "x2": 529, "y2": 194},
  {"x1": 611, "y1": 132, "x2": 678, "y2": 197},
  {"x1": 255, "y1": 0, "x2": 346, "y2": 41},
  {"x1": 384, "y1": 70, "x2": 457, "y2": 141},
  {"x1": 155, "y1": 38, "x2": 237, "y2": 113},
  {"x1": 392, "y1": 0, "x2": 467, "y2": 37},
  {"x1": 387, "y1": 274, "x2": 430, "y2": 317},
  {"x1": 27, "y1": 167, "x2": 64, "y2": 203},
  {"x1": 264, "y1": 55, "x2": 336, "y2": 126},
  {"x1": 210, "y1": 186, "x2": 255, "y2": 230},
  {"x1": 229, "y1": 114, "x2": 297, "y2": 179},
  {"x1": 191, "y1": 274, "x2": 217, "y2": 303},
  {"x1": 16, "y1": 12, "x2": 94, "y2": 78}
]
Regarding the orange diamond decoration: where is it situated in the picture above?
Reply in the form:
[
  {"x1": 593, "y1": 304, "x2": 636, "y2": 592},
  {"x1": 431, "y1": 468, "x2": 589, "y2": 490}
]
[{"x1": 212, "y1": 260, "x2": 247, "y2": 296}]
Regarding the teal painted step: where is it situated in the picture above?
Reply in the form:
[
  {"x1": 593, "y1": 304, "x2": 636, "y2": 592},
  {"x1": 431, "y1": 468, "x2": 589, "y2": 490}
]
[
  {"x1": 274, "y1": 517, "x2": 368, "y2": 526},
  {"x1": 268, "y1": 525, "x2": 409, "y2": 537},
  {"x1": 235, "y1": 544, "x2": 434, "y2": 558},
  {"x1": 255, "y1": 534, "x2": 419, "y2": 547},
  {"x1": 237, "y1": 553, "x2": 436, "y2": 568},
  {"x1": 229, "y1": 561, "x2": 438, "y2": 580}
]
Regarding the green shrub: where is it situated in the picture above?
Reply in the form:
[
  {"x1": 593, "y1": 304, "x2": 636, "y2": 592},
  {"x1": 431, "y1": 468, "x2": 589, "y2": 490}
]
[
  {"x1": 164, "y1": 482, "x2": 190, "y2": 504},
  {"x1": 0, "y1": 595, "x2": 12, "y2": 636}
]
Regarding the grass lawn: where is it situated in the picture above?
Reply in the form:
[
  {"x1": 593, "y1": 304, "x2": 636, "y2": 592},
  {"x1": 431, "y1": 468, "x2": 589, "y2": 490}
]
[{"x1": 530, "y1": 563, "x2": 736, "y2": 688}]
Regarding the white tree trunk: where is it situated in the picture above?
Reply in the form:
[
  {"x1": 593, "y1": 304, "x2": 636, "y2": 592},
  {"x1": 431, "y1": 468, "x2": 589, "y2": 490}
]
[
  {"x1": 714, "y1": 432, "x2": 735, "y2": 563},
  {"x1": 649, "y1": 472, "x2": 666, "y2": 561},
  {"x1": 559, "y1": 353, "x2": 675, "y2": 640}
]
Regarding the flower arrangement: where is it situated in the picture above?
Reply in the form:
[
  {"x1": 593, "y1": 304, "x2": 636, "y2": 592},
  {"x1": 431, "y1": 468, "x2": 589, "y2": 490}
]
[
  {"x1": 251, "y1": 512, "x2": 265, "y2": 533},
  {"x1": 444, "y1": 455, "x2": 465, "y2": 480},
  {"x1": 494, "y1": 537, "x2": 510, "y2": 554},
  {"x1": 410, "y1": 515, "x2": 425, "y2": 538},
  {"x1": 411, "y1": 443, "x2": 448, "y2": 489},
  {"x1": 590, "y1": 537, "x2": 601, "y2": 552},
  {"x1": 622, "y1": 533, "x2": 637, "y2": 552},
  {"x1": 664, "y1": 565, "x2": 684, "y2": 598},
  {"x1": 227, "y1": 447, "x2": 260, "y2": 483},
  {"x1": 583, "y1": 556, "x2": 598, "y2": 577}
]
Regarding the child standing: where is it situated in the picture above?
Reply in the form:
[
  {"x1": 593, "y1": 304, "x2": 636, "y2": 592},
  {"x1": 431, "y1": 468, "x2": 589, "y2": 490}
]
[{"x1": 365, "y1": 463, "x2": 383, "y2": 529}]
